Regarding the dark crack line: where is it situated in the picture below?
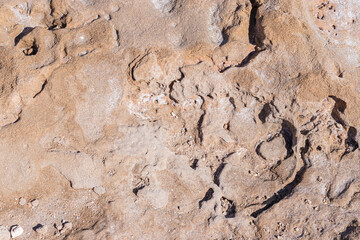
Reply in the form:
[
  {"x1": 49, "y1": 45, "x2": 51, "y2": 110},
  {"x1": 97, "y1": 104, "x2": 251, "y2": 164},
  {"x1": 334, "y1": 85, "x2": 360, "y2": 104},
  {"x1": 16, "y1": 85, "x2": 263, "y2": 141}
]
[
  {"x1": 132, "y1": 185, "x2": 145, "y2": 196},
  {"x1": 199, "y1": 188, "x2": 214, "y2": 209},
  {"x1": 251, "y1": 139, "x2": 310, "y2": 218},
  {"x1": 249, "y1": 0, "x2": 260, "y2": 45},
  {"x1": 214, "y1": 163, "x2": 226, "y2": 186},
  {"x1": 237, "y1": 49, "x2": 263, "y2": 67},
  {"x1": 14, "y1": 27, "x2": 33, "y2": 46},
  {"x1": 33, "y1": 80, "x2": 48, "y2": 98},
  {"x1": 197, "y1": 111, "x2": 206, "y2": 144}
]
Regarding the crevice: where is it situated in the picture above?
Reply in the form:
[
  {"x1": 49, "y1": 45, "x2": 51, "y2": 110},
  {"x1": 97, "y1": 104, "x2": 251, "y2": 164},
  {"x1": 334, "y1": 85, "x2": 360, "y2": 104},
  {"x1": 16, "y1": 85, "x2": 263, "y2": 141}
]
[
  {"x1": 33, "y1": 224, "x2": 43, "y2": 232},
  {"x1": 132, "y1": 185, "x2": 145, "y2": 196},
  {"x1": 214, "y1": 163, "x2": 226, "y2": 186},
  {"x1": 219, "y1": 29, "x2": 229, "y2": 47},
  {"x1": 300, "y1": 129, "x2": 310, "y2": 135},
  {"x1": 132, "y1": 177, "x2": 149, "y2": 196},
  {"x1": 329, "y1": 95, "x2": 347, "y2": 126},
  {"x1": 190, "y1": 159, "x2": 199, "y2": 170},
  {"x1": 129, "y1": 55, "x2": 142, "y2": 81},
  {"x1": 115, "y1": 29, "x2": 120, "y2": 46},
  {"x1": 199, "y1": 188, "x2": 214, "y2": 208},
  {"x1": 341, "y1": 126, "x2": 359, "y2": 160},
  {"x1": 33, "y1": 80, "x2": 48, "y2": 98},
  {"x1": 48, "y1": 0, "x2": 69, "y2": 30},
  {"x1": 218, "y1": 47, "x2": 266, "y2": 73},
  {"x1": 169, "y1": 68, "x2": 185, "y2": 103},
  {"x1": 128, "y1": 51, "x2": 152, "y2": 81},
  {"x1": 236, "y1": 48, "x2": 265, "y2": 68},
  {"x1": 23, "y1": 40, "x2": 39, "y2": 56},
  {"x1": 48, "y1": 16, "x2": 68, "y2": 30},
  {"x1": 218, "y1": 0, "x2": 267, "y2": 73},
  {"x1": 248, "y1": 0, "x2": 265, "y2": 47},
  {"x1": 346, "y1": 126, "x2": 359, "y2": 151},
  {"x1": 221, "y1": 197, "x2": 236, "y2": 218},
  {"x1": 2, "y1": 114, "x2": 22, "y2": 129},
  {"x1": 281, "y1": 120, "x2": 297, "y2": 159},
  {"x1": 300, "y1": 121, "x2": 320, "y2": 136},
  {"x1": 339, "y1": 220, "x2": 360, "y2": 240},
  {"x1": 255, "y1": 141, "x2": 265, "y2": 159},
  {"x1": 196, "y1": 111, "x2": 206, "y2": 144},
  {"x1": 168, "y1": 80, "x2": 179, "y2": 103},
  {"x1": 249, "y1": 0, "x2": 260, "y2": 45},
  {"x1": 250, "y1": 139, "x2": 310, "y2": 218},
  {"x1": 14, "y1": 27, "x2": 33, "y2": 46},
  {"x1": 258, "y1": 103, "x2": 271, "y2": 123}
]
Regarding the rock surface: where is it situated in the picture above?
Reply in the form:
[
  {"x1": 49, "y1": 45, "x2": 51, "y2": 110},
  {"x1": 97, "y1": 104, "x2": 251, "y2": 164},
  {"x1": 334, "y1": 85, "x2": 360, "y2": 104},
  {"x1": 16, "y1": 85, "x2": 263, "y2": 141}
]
[
  {"x1": 9, "y1": 226, "x2": 23, "y2": 239},
  {"x1": 0, "y1": 0, "x2": 360, "y2": 239},
  {"x1": 0, "y1": 226, "x2": 10, "y2": 240}
]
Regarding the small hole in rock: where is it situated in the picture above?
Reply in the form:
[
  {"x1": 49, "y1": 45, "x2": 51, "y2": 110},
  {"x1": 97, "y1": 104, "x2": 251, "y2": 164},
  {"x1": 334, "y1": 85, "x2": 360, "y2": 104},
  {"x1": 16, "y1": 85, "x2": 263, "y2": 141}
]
[
  {"x1": 221, "y1": 197, "x2": 236, "y2": 218},
  {"x1": 23, "y1": 42, "x2": 38, "y2": 56},
  {"x1": 32, "y1": 224, "x2": 43, "y2": 231},
  {"x1": 190, "y1": 159, "x2": 199, "y2": 170},
  {"x1": 317, "y1": 146, "x2": 322, "y2": 151},
  {"x1": 258, "y1": 103, "x2": 271, "y2": 123},
  {"x1": 199, "y1": 188, "x2": 214, "y2": 208}
]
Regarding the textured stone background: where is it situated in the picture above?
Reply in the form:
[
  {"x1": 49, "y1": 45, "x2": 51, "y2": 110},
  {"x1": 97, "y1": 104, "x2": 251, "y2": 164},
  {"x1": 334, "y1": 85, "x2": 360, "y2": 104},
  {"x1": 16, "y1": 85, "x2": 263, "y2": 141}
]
[{"x1": 0, "y1": 0, "x2": 360, "y2": 239}]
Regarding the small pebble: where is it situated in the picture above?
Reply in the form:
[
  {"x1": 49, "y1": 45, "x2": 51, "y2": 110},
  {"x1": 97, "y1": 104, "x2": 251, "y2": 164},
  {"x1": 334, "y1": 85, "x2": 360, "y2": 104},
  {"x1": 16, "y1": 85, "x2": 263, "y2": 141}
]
[
  {"x1": 93, "y1": 186, "x2": 106, "y2": 195},
  {"x1": 0, "y1": 225, "x2": 10, "y2": 240},
  {"x1": 18, "y1": 198, "x2": 26, "y2": 206},
  {"x1": 30, "y1": 199, "x2": 39, "y2": 207},
  {"x1": 10, "y1": 225, "x2": 23, "y2": 238}
]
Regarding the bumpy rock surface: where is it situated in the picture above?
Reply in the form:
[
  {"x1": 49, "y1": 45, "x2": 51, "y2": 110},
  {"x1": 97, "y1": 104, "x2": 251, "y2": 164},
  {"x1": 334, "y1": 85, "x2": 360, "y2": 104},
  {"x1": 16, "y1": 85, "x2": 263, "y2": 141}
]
[{"x1": 0, "y1": 0, "x2": 360, "y2": 239}]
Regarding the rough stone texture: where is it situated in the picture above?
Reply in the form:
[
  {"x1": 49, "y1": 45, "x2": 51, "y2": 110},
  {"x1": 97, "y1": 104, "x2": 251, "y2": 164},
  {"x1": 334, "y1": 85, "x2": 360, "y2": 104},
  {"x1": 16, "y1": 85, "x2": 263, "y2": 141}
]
[
  {"x1": 10, "y1": 225, "x2": 23, "y2": 238},
  {"x1": 0, "y1": 226, "x2": 10, "y2": 240},
  {"x1": 0, "y1": 0, "x2": 360, "y2": 239}
]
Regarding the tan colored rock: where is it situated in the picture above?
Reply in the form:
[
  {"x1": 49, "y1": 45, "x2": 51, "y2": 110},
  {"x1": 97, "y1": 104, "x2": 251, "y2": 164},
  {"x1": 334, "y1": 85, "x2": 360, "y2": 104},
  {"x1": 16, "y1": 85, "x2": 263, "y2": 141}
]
[
  {"x1": 0, "y1": 0, "x2": 360, "y2": 239},
  {"x1": 93, "y1": 186, "x2": 106, "y2": 195},
  {"x1": 30, "y1": 199, "x2": 39, "y2": 207},
  {"x1": 258, "y1": 135, "x2": 287, "y2": 161},
  {"x1": 18, "y1": 198, "x2": 26, "y2": 206}
]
